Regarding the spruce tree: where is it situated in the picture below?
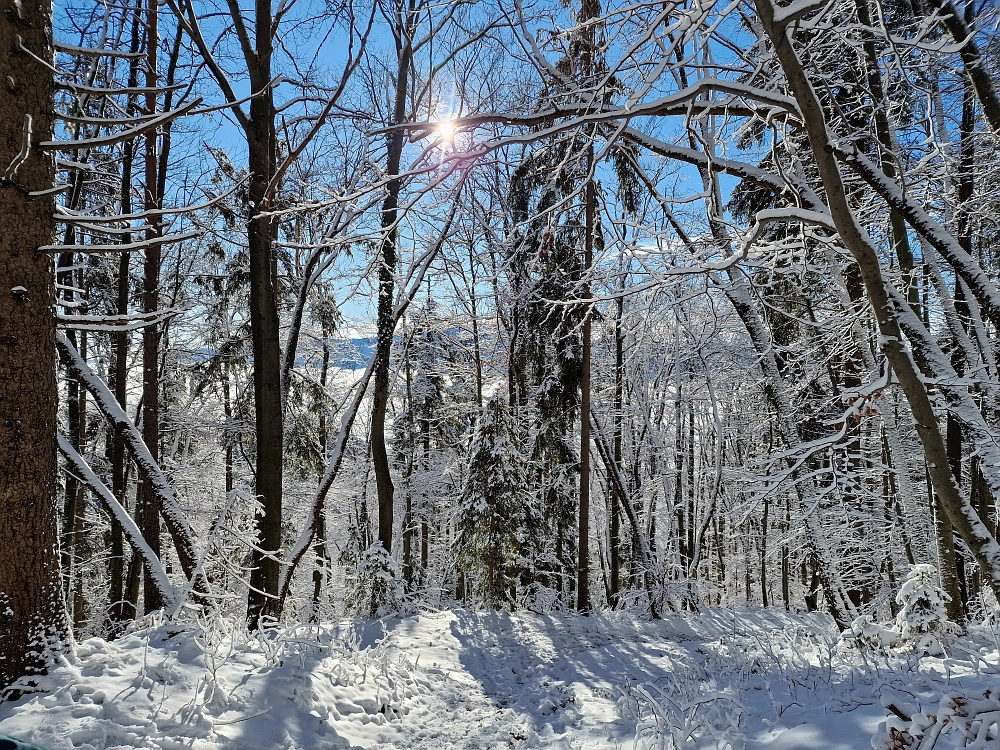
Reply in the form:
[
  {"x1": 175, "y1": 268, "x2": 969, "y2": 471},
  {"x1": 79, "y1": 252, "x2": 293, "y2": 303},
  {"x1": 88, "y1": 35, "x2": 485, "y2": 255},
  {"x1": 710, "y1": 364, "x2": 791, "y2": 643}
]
[{"x1": 455, "y1": 397, "x2": 526, "y2": 608}]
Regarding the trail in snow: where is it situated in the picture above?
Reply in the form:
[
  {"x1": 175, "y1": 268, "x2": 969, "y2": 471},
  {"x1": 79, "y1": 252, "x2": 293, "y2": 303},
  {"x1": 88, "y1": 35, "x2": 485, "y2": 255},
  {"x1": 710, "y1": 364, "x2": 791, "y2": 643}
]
[
  {"x1": 370, "y1": 610, "x2": 880, "y2": 749},
  {"x1": 0, "y1": 609, "x2": 997, "y2": 749}
]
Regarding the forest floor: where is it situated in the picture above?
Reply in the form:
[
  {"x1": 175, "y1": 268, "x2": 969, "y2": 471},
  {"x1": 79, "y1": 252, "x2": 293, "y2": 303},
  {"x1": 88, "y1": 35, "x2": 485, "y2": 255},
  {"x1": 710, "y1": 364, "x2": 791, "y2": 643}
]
[{"x1": 1, "y1": 607, "x2": 998, "y2": 749}]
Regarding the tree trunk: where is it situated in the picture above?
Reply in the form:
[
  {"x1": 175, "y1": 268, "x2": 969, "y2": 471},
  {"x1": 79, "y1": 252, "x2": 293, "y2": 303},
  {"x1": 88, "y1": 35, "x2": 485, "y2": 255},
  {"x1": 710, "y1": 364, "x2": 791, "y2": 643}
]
[
  {"x1": 577, "y1": 150, "x2": 594, "y2": 613},
  {"x1": 139, "y1": 0, "x2": 163, "y2": 614},
  {"x1": 781, "y1": 499, "x2": 790, "y2": 610},
  {"x1": 60, "y1": 325, "x2": 80, "y2": 605},
  {"x1": 72, "y1": 331, "x2": 88, "y2": 634},
  {"x1": 222, "y1": 364, "x2": 233, "y2": 496},
  {"x1": 420, "y1": 406, "x2": 429, "y2": 574},
  {"x1": 760, "y1": 487, "x2": 769, "y2": 608},
  {"x1": 610, "y1": 288, "x2": 623, "y2": 605},
  {"x1": 245, "y1": 0, "x2": 283, "y2": 628},
  {"x1": 108, "y1": 243, "x2": 129, "y2": 628},
  {"x1": 0, "y1": 0, "x2": 70, "y2": 691},
  {"x1": 372, "y1": 26, "x2": 413, "y2": 555},
  {"x1": 931, "y1": 473, "x2": 964, "y2": 623}
]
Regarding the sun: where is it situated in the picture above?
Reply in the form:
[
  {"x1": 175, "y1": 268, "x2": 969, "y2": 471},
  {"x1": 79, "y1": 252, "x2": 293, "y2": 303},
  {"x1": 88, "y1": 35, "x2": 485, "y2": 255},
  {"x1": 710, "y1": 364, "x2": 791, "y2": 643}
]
[{"x1": 438, "y1": 120, "x2": 456, "y2": 143}]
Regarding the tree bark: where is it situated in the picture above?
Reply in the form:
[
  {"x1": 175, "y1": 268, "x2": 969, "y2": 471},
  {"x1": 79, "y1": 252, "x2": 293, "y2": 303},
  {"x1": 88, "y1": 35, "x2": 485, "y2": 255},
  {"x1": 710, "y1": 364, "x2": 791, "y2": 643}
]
[
  {"x1": 139, "y1": 0, "x2": 163, "y2": 614},
  {"x1": 0, "y1": 0, "x2": 70, "y2": 692},
  {"x1": 610, "y1": 286, "x2": 623, "y2": 605},
  {"x1": 244, "y1": 0, "x2": 283, "y2": 628},
  {"x1": 372, "y1": 16, "x2": 413, "y2": 554},
  {"x1": 577, "y1": 149, "x2": 594, "y2": 613}
]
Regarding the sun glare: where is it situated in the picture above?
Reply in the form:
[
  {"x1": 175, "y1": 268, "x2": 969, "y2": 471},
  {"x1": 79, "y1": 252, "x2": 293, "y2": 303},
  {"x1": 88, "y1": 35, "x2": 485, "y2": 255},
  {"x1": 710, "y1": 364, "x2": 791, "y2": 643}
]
[{"x1": 438, "y1": 120, "x2": 456, "y2": 143}]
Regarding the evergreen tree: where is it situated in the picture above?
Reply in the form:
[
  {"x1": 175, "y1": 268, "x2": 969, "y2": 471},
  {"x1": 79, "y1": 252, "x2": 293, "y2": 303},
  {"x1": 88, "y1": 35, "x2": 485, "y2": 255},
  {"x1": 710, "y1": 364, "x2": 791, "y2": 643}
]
[
  {"x1": 505, "y1": 141, "x2": 587, "y2": 600},
  {"x1": 455, "y1": 397, "x2": 526, "y2": 608}
]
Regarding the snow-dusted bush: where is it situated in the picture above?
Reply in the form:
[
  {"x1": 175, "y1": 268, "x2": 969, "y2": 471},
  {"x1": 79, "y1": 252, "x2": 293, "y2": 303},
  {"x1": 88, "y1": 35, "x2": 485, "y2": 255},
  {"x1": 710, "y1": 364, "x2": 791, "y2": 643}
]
[
  {"x1": 839, "y1": 614, "x2": 898, "y2": 652},
  {"x1": 618, "y1": 674, "x2": 747, "y2": 750},
  {"x1": 894, "y1": 565, "x2": 960, "y2": 656},
  {"x1": 345, "y1": 543, "x2": 404, "y2": 618}
]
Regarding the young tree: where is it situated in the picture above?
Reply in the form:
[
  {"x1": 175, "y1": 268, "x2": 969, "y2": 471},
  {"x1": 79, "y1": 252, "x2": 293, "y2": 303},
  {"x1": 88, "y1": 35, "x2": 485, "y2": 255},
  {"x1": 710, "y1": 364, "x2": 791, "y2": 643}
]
[{"x1": 455, "y1": 396, "x2": 525, "y2": 608}]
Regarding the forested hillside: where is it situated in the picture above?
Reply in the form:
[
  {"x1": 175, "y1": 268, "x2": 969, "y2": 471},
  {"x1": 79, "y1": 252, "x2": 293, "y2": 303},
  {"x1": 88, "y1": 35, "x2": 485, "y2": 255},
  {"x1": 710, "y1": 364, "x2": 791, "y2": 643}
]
[{"x1": 1, "y1": 0, "x2": 999, "y2": 746}]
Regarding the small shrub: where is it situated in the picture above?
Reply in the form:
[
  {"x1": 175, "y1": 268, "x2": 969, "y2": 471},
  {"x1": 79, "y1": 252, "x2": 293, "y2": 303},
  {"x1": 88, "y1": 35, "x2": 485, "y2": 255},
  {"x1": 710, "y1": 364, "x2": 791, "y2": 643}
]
[
  {"x1": 894, "y1": 564, "x2": 960, "y2": 656},
  {"x1": 840, "y1": 614, "x2": 898, "y2": 652},
  {"x1": 346, "y1": 543, "x2": 404, "y2": 619}
]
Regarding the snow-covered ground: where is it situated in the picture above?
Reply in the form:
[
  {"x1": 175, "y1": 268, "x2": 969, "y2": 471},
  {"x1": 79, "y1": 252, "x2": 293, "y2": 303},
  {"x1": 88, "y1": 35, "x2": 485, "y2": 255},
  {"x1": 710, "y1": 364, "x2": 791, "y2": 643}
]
[{"x1": 1, "y1": 609, "x2": 997, "y2": 749}]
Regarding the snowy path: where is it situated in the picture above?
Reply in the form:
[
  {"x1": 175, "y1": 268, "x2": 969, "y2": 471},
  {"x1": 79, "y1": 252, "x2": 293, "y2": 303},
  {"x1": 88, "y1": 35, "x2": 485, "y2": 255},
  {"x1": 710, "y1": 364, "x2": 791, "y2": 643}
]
[
  {"x1": 1, "y1": 609, "x2": 992, "y2": 749},
  {"x1": 367, "y1": 611, "x2": 681, "y2": 749},
  {"x1": 329, "y1": 609, "x2": 883, "y2": 749}
]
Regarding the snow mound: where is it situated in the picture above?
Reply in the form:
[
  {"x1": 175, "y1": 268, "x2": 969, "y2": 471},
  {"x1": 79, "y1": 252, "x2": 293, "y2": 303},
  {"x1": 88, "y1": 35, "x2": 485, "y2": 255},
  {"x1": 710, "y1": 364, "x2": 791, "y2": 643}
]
[{"x1": 0, "y1": 620, "x2": 436, "y2": 750}]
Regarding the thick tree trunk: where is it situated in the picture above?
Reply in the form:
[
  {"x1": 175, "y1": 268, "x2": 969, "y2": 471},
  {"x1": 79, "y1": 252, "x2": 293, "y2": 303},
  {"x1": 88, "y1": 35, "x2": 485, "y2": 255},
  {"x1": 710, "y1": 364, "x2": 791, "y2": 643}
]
[
  {"x1": 933, "y1": 482, "x2": 965, "y2": 622},
  {"x1": 0, "y1": 0, "x2": 69, "y2": 692},
  {"x1": 245, "y1": 0, "x2": 283, "y2": 628}
]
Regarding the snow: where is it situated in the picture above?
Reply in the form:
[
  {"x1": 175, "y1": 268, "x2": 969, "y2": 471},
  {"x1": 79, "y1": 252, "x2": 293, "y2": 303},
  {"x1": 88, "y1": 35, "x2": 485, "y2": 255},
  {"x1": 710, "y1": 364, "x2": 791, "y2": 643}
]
[{"x1": 1, "y1": 609, "x2": 997, "y2": 750}]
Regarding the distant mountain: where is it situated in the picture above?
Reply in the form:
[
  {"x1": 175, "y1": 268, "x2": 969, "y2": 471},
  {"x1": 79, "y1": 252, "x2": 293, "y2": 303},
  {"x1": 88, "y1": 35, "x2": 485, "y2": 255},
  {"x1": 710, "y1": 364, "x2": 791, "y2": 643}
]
[{"x1": 326, "y1": 335, "x2": 376, "y2": 370}]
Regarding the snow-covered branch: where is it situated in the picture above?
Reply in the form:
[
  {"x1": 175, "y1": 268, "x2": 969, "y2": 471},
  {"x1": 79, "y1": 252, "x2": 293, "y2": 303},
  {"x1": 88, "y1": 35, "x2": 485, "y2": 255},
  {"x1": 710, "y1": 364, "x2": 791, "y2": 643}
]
[
  {"x1": 57, "y1": 434, "x2": 180, "y2": 609},
  {"x1": 55, "y1": 332, "x2": 204, "y2": 591}
]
